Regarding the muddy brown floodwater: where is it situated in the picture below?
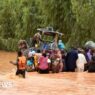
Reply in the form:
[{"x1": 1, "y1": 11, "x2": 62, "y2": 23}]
[{"x1": 0, "y1": 51, "x2": 95, "y2": 95}]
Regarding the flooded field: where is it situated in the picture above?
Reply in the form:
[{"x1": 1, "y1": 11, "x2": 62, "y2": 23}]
[{"x1": 0, "y1": 51, "x2": 95, "y2": 95}]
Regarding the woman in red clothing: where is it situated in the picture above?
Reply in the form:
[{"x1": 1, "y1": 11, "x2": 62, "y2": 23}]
[{"x1": 38, "y1": 53, "x2": 49, "y2": 74}]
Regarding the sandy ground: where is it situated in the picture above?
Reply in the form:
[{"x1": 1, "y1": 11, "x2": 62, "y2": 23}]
[{"x1": 0, "y1": 51, "x2": 95, "y2": 95}]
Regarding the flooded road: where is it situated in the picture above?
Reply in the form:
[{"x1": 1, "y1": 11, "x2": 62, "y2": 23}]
[{"x1": 0, "y1": 51, "x2": 95, "y2": 95}]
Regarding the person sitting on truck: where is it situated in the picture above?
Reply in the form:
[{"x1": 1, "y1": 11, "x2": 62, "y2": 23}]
[{"x1": 58, "y1": 40, "x2": 65, "y2": 50}]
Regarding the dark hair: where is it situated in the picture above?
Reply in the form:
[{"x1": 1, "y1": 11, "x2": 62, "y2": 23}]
[
  {"x1": 85, "y1": 48, "x2": 89, "y2": 52},
  {"x1": 18, "y1": 51, "x2": 22, "y2": 57},
  {"x1": 37, "y1": 49, "x2": 41, "y2": 53},
  {"x1": 92, "y1": 55, "x2": 95, "y2": 61},
  {"x1": 42, "y1": 53, "x2": 47, "y2": 57}
]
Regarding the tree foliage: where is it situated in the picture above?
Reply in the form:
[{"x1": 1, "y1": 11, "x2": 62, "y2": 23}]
[{"x1": 0, "y1": 0, "x2": 95, "y2": 50}]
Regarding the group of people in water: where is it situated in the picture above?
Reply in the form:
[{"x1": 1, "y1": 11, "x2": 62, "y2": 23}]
[{"x1": 13, "y1": 39, "x2": 95, "y2": 78}]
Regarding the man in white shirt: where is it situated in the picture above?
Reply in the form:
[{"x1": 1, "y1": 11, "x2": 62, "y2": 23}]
[{"x1": 76, "y1": 49, "x2": 87, "y2": 72}]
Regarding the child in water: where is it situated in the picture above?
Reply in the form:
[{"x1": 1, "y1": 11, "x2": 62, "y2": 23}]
[
  {"x1": 16, "y1": 51, "x2": 27, "y2": 78},
  {"x1": 26, "y1": 51, "x2": 35, "y2": 72}
]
